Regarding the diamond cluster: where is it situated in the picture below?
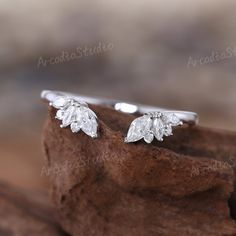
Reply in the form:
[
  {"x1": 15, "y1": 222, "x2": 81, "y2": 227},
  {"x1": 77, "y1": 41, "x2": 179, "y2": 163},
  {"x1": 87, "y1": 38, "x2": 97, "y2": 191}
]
[
  {"x1": 50, "y1": 96, "x2": 98, "y2": 138},
  {"x1": 125, "y1": 112, "x2": 183, "y2": 143}
]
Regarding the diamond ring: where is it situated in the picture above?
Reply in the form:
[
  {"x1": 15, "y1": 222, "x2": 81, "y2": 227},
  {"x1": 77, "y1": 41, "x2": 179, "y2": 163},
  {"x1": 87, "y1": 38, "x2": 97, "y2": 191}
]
[{"x1": 41, "y1": 90, "x2": 198, "y2": 142}]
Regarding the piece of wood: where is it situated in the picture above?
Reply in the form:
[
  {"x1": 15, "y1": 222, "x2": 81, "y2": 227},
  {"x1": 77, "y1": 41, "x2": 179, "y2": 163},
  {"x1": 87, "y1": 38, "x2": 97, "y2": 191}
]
[
  {"x1": 43, "y1": 105, "x2": 236, "y2": 236},
  {"x1": 0, "y1": 181, "x2": 68, "y2": 236}
]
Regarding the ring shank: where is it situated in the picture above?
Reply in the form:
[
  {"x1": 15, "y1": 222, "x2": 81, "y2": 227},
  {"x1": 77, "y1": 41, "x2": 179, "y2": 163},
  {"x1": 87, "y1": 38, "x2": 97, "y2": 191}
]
[{"x1": 41, "y1": 90, "x2": 198, "y2": 125}]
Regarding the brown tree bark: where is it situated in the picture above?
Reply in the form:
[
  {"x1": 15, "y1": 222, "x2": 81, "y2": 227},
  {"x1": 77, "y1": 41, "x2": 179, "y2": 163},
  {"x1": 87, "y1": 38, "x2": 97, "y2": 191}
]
[
  {"x1": 42, "y1": 105, "x2": 236, "y2": 236},
  {"x1": 0, "y1": 181, "x2": 68, "y2": 236}
]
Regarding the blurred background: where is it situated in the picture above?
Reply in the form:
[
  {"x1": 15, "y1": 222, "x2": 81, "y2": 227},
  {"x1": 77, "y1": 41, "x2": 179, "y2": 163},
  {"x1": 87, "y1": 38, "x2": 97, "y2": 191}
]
[{"x1": 0, "y1": 0, "x2": 236, "y2": 191}]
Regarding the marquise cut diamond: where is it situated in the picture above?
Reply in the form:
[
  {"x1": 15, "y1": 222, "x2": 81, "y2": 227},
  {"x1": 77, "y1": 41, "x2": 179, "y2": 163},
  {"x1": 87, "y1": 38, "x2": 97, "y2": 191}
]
[
  {"x1": 125, "y1": 116, "x2": 152, "y2": 143},
  {"x1": 62, "y1": 106, "x2": 76, "y2": 127},
  {"x1": 153, "y1": 118, "x2": 165, "y2": 141},
  {"x1": 125, "y1": 112, "x2": 183, "y2": 143},
  {"x1": 81, "y1": 117, "x2": 98, "y2": 138}
]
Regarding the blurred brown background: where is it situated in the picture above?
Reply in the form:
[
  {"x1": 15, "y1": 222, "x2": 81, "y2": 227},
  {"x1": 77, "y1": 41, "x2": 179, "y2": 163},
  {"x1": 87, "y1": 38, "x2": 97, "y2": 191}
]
[{"x1": 0, "y1": 0, "x2": 236, "y2": 191}]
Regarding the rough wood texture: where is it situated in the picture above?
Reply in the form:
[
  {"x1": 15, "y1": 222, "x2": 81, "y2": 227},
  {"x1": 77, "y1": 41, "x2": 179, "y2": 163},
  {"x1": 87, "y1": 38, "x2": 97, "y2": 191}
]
[
  {"x1": 0, "y1": 181, "x2": 68, "y2": 236},
  {"x1": 43, "y1": 105, "x2": 236, "y2": 236}
]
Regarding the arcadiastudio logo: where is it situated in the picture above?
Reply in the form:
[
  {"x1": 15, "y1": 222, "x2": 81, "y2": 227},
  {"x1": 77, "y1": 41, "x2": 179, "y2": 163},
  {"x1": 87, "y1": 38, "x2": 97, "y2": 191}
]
[
  {"x1": 187, "y1": 46, "x2": 236, "y2": 68},
  {"x1": 37, "y1": 42, "x2": 114, "y2": 68}
]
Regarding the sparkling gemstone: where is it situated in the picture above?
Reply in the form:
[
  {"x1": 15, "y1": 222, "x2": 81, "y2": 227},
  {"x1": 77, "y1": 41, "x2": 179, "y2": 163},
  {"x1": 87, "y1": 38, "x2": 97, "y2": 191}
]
[
  {"x1": 125, "y1": 116, "x2": 152, "y2": 143},
  {"x1": 75, "y1": 107, "x2": 84, "y2": 123},
  {"x1": 165, "y1": 113, "x2": 181, "y2": 126},
  {"x1": 144, "y1": 132, "x2": 154, "y2": 143},
  {"x1": 164, "y1": 124, "x2": 173, "y2": 136},
  {"x1": 56, "y1": 110, "x2": 64, "y2": 120},
  {"x1": 71, "y1": 122, "x2": 81, "y2": 133},
  {"x1": 81, "y1": 116, "x2": 98, "y2": 138},
  {"x1": 62, "y1": 106, "x2": 76, "y2": 127},
  {"x1": 52, "y1": 97, "x2": 68, "y2": 108},
  {"x1": 152, "y1": 118, "x2": 165, "y2": 141},
  {"x1": 81, "y1": 108, "x2": 91, "y2": 121},
  {"x1": 74, "y1": 106, "x2": 98, "y2": 137}
]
